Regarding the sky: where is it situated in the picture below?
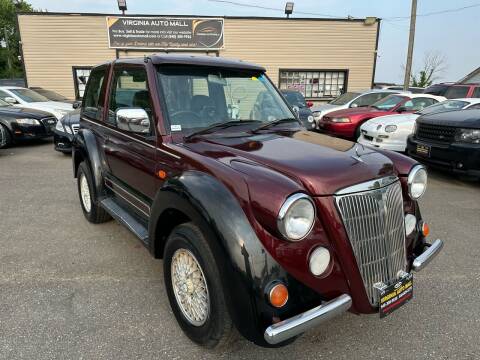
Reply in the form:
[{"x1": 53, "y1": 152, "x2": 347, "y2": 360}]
[{"x1": 27, "y1": 0, "x2": 480, "y2": 84}]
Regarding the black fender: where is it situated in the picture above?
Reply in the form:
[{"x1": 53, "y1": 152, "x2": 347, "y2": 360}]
[
  {"x1": 149, "y1": 171, "x2": 320, "y2": 346},
  {"x1": 72, "y1": 128, "x2": 104, "y2": 195},
  {"x1": 0, "y1": 118, "x2": 14, "y2": 133}
]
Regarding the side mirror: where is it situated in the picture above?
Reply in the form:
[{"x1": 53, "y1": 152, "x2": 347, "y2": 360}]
[
  {"x1": 306, "y1": 101, "x2": 314, "y2": 108},
  {"x1": 116, "y1": 108, "x2": 151, "y2": 134},
  {"x1": 292, "y1": 105, "x2": 300, "y2": 118},
  {"x1": 73, "y1": 100, "x2": 82, "y2": 109},
  {"x1": 4, "y1": 96, "x2": 18, "y2": 105},
  {"x1": 351, "y1": 103, "x2": 358, "y2": 108},
  {"x1": 397, "y1": 106, "x2": 407, "y2": 113}
]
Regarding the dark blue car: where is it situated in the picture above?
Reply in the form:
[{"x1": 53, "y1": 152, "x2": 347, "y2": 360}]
[{"x1": 281, "y1": 90, "x2": 315, "y2": 129}]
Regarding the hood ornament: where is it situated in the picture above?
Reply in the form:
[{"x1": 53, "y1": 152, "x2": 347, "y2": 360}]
[{"x1": 351, "y1": 145, "x2": 365, "y2": 163}]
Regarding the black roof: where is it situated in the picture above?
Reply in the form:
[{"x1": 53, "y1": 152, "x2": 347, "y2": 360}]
[{"x1": 115, "y1": 54, "x2": 265, "y2": 71}]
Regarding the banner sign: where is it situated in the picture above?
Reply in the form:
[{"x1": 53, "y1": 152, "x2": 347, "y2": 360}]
[{"x1": 106, "y1": 16, "x2": 224, "y2": 50}]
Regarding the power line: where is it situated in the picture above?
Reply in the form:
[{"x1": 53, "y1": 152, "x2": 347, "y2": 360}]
[
  {"x1": 207, "y1": 0, "x2": 342, "y2": 18},
  {"x1": 207, "y1": 0, "x2": 480, "y2": 21}
]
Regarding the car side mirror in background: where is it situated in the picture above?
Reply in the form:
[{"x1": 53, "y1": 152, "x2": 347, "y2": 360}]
[
  {"x1": 116, "y1": 108, "x2": 151, "y2": 134},
  {"x1": 73, "y1": 101, "x2": 82, "y2": 109},
  {"x1": 306, "y1": 101, "x2": 314, "y2": 108},
  {"x1": 292, "y1": 105, "x2": 300, "y2": 118},
  {"x1": 4, "y1": 97, "x2": 18, "y2": 105},
  {"x1": 351, "y1": 103, "x2": 358, "y2": 108},
  {"x1": 397, "y1": 106, "x2": 407, "y2": 113}
]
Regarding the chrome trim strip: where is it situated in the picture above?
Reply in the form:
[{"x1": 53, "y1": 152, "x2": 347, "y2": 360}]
[
  {"x1": 264, "y1": 294, "x2": 352, "y2": 345},
  {"x1": 106, "y1": 178, "x2": 151, "y2": 212},
  {"x1": 335, "y1": 176, "x2": 398, "y2": 196},
  {"x1": 105, "y1": 183, "x2": 150, "y2": 218},
  {"x1": 81, "y1": 117, "x2": 181, "y2": 159},
  {"x1": 412, "y1": 239, "x2": 443, "y2": 271}
]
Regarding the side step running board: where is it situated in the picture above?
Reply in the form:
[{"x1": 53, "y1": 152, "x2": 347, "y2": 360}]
[{"x1": 101, "y1": 197, "x2": 149, "y2": 244}]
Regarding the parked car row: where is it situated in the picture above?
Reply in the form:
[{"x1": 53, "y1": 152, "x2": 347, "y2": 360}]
[{"x1": 0, "y1": 86, "x2": 74, "y2": 148}]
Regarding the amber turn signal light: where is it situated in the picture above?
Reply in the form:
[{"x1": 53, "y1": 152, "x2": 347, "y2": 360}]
[
  {"x1": 422, "y1": 222, "x2": 430, "y2": 237},
  {"x1": 269, "y1": 283, "x2": 289, "y2": 308}
]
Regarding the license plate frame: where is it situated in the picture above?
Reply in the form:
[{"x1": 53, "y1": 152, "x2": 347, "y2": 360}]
[
  {"x1": 378, "y1": 273, "x2": 413, "y2": 318},
  {"x1": 416, "y1": 144, "x2": 430, "y2": 157}
]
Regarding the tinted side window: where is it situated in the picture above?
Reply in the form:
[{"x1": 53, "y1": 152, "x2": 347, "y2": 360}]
[
  {"x1": 472, "y1": 87, "x2": 480, "y2": 98},
  {"x1": 107, "y1": 67, "x2": 152, "y2": 131},
  {"x1": 423, "y1": 85, "x2": 449, "y2": 96},
  {"x1": 82, "y1": 67, "x2": 107, "y2": 120},
  {"x1": 467, "y1": 103, "x2": 480, "y2": 109},
  {"x1": 351, "y1": 92, "x2": 389, "y2": 107},
  {"x1": 444, "y1": 86, "x2": 469, "y2": 99}
]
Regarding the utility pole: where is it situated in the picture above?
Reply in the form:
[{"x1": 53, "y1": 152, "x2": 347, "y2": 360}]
[
  {"x1": 403, "y1": 0, "x2": 417, "y2": 91},
  {"x1": 3, "y1": 26, "x2": 13, "y2": 79}
]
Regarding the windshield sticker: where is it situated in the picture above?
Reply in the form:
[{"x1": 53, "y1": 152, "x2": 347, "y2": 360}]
[
  {"x1": 251, "y1": 76, "x2": 258, "y2": 81},
  {"x1": 171, "y1": 124, "x2": 182, "y2": 132}
]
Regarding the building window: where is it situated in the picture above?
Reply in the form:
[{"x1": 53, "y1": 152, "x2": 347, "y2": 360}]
[
  {"x1": 72, "y1": 67, "x2": 93, "y2": 100},
  {"x1": 279, "y1": 70, "x2": 347, "y2": 99}
]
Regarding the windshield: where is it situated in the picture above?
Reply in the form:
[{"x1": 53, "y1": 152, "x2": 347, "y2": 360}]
[
  {"x1": 9, "y1": 88, "x2": 49, "y2": 103},
  {"x1": 282, "y1": 91, "x2": 306, "y2": 108},
  {"x1": 330, "y1": 92, "x2": 360, "y2": 105},
  {"x1": 371, "y1": 95, "x2": 406, "y2": 111},
  {"x1": 419, "y1": 100, "x2": 469, "y2": 115},
  {"x1": 33, "y1": 88, "x2": 68, "y2": 102},
  {"x1": 157, "y1": 66, "x2": 295, "y2": 136}
]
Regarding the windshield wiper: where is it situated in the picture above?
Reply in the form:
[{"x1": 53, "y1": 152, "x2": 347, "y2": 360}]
[
  {"x1": 252, "y1": 118, "x2": 299, "y2": 132},
  {"x1": 185, "y1": 120, "x2": 260, "y2": 139}
]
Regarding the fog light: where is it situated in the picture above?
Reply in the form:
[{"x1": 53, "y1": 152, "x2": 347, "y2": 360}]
[
  {"x1": 309, "y1": 247, "x2": 331, "y2": 276},
  {"x1": 405, "y1": 214, "x2": 416, "y2": 236},
  {"x1": 269, "y1": 283, "x2": 289, "y2": 308}
]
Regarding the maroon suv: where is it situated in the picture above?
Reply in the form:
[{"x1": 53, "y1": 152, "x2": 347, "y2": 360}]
[{"x1": 73, "y1": 55, "x2": 443, "y2": 348}]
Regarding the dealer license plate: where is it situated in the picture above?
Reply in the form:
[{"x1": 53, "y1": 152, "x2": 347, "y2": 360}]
[
  {"x1": 378, "y1": 273, "x2": 413, "y2": 318},
  {"x1": 416, "y1": 144, "x2": 430, "y2": 157}
]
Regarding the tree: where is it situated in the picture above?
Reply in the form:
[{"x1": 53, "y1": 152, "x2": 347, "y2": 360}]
[
  {"x1": 410, "y1": 51, "x2": 448, "y2": 88},
  {"x1": 0, "y1": 0, "x2": 34, "y2": 79}
]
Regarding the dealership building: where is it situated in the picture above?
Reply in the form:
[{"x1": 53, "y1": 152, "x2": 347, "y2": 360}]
[{"x1": 16, "y1": 12, "x2": 380, "y2": 103}]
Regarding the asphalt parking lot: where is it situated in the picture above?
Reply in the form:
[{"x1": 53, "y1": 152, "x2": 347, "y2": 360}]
[{"x1": 1, "y1": 141, "x2": 479, "y2": 360}]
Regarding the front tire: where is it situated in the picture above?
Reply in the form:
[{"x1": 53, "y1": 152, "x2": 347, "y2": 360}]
[
  {"x1": 0, "y1": 124, "x2": 12, "y2": 149},
  {"x1": 76, "y1": 161, "x2": 110, "y2": 223},
  {"x1": 163, "y1": 223, "x2": 233, "y2": 348}
]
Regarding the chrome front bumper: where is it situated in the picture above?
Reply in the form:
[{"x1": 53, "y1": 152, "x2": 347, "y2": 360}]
[
  {"x1": 264, "y1": 294, "x2": 352, "y2": 345},
  {"x1": 412, "y1": 239, "x2": 444, "y2": 271}
]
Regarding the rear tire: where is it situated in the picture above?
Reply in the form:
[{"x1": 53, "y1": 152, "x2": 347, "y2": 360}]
[
  {"x1": 76, "y1": 161, "x2": 111, "y2": 223},
  {"x1": 163, "y1": 223, "x2": 234, "y2": 349},
  {"x1": 0, "y1": 124, "x2": 12, "y2": 149}
]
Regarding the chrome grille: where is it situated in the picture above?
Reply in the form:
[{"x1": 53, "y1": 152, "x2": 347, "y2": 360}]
[
  {"x1": 335, "y1": 178, "x2": 406, "y2": 306},
  {"x1": 71, "y1": 124, "x2": 80, "y2": 134}
]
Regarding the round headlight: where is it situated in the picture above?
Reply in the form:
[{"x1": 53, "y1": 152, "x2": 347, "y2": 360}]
[
  {"x1": 309, "y1": 247, "x2": 331, "y2": 276},
  {"x1": 407, "y1": 165, "x2": 428, "y2": 200},
  {"x1": 385, "y1": 125, "x2": 397, "y2": 133},
  {"x1": 277, "y1": 193, "x2": 315, "y2": 241}
]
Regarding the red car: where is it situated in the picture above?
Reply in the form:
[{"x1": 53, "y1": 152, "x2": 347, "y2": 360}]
[
  {"x1": 318, "y1": 93, "x2": 444, "y2": 139},
  {"x1": 73, "y1": 55, "x2": 443, "y2": 348}
]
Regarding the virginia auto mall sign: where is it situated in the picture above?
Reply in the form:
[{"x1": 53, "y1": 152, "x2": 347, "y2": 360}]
[{"x1": 106, "y1": 16, "x2": 224, "y2": 50}]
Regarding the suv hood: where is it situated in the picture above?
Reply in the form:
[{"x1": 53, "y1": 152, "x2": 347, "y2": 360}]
[
  {"x1": 418, "y1": 110, "x2": 480, "y2": 129},
  {"x1": 185, "y1": 130, "x2": 396, "y2": 196}
]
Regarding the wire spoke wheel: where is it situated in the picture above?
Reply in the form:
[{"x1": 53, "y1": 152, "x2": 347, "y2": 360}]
[
  {"x1": 171, "y1": 248, "x2": 210, "y2": 326},
  {"x1": 79, "y1": 173, "x2": 92, "y2": 213}
]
